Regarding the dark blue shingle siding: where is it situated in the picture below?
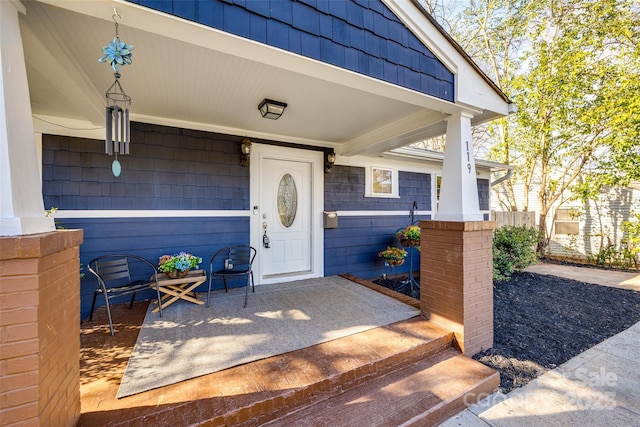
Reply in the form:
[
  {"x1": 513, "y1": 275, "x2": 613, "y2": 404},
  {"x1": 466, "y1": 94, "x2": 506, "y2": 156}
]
[
  {"x1": 43, "y1": 122, "x2": 489, "y2": 316},
  {"x1": 42, "y1": 123, "x2": 249, "y2": 211},
  {"x1": 128, "y1": 0, "x2": 454, "y2": 101},
  {"x1": 44, "y1": 123, "x2": 253, "y2": 318},
  {"x1": 324, "y1": 166, "x2": 431, "y2": 211}
]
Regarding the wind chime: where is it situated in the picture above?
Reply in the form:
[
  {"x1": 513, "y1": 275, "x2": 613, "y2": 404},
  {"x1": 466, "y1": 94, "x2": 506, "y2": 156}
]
[{"x1": 99, "y1": 9, "x2": 134, "y2": 177}]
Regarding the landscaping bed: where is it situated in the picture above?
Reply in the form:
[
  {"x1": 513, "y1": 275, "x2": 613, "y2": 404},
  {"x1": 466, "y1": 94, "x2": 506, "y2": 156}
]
[{"x1": 374, "y1": 269, "x2": 640, "y2": 393}]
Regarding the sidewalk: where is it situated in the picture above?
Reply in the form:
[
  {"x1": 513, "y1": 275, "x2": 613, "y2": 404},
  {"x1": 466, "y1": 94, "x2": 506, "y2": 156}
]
[
  {"x1": 441, "y1": 263, "x2": 640, "y2": 426},
  {"x1": 525, "y1": 263, "x2": 640, "y2": 291}
]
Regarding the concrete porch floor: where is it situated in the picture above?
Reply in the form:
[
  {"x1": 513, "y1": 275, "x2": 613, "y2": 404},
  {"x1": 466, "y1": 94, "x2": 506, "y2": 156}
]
[{"x1": 79, "y1": 277, "x2": 497, "y2": 426}]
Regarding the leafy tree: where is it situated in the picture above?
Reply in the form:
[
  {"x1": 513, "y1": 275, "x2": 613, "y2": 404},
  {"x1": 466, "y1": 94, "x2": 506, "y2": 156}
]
[
  {"x1": 428, "y1": 0, "x2": 640, "y2": 254},
  {"x1": 509, "y1": 0, "x2": 639, "y2": 253}
]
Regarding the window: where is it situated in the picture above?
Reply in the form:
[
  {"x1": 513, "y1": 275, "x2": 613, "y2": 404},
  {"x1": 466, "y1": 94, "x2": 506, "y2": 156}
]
[
  {"x1": 373, "y1": 168, "x2": 392, "y2": 194},
  {"x1": 435, "y1": 175, "x2": 442, "y2": 212},
  {"x1": 554, "y1": 208, "x2": 580, "y2": 235},
  {"x1": 277, "y1": 173, "x2": 297, "y2": 228},
  {"x1": 365, "y1": 167, "x2": 399, "y2": 198}
]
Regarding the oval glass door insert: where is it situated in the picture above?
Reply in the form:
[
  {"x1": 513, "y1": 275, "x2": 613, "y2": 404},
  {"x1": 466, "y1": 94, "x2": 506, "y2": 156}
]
[{"x1": 277, "y1": 173, "x2": 297, "y2": 228}]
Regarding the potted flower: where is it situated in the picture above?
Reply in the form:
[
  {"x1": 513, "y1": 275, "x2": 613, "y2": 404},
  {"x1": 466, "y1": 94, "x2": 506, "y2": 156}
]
[
  {"x1": 396, "y1": 225, "x2": 421, "y2": 247},
  {"x1": 378, "y1": 246, "x2": 407, "y2": 267},
  {"x1": 159, "y1": 252, "x2": 202, "y2": 279}
]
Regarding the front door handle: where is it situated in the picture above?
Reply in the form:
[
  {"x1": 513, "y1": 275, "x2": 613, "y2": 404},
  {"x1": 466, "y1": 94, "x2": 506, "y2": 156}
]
[{"x1": 262, "y1": 221, "x2": 270, "y2": 248}]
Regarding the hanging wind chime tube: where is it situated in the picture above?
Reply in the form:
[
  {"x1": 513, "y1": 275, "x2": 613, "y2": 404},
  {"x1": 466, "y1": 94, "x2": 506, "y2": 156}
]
[
  {"x1": 99, "y1": 8, "x2": 134, "y2": 176},
  {"x1": 105, "y1": 94, "x2": 131, "y2": 156}
]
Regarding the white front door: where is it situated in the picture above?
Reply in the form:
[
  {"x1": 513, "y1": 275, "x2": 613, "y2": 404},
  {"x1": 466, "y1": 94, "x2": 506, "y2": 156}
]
[{"x1": 250, "y1": 144, "x2": 324, "y2": 284}]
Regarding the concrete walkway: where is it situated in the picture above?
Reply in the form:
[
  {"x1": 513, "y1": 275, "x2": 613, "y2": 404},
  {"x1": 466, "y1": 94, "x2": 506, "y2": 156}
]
[
  {"x1": 525, "y1": 263, "x2": 640, "y2": 292},
  {"x1": 441, "y1": 263, "x2": 640, "y2": 427}
]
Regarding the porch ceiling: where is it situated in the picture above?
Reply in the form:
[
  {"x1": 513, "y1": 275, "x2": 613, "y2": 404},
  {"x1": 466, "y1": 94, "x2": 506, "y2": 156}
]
[{"x1": 23, "y1": 0, "x2": 490, "y2": 156}]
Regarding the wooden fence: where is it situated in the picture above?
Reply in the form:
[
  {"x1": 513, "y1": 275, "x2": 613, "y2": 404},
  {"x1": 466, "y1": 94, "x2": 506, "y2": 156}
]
[{"x1": 491, "y1": 211, "x2": 537, "y2": 229}]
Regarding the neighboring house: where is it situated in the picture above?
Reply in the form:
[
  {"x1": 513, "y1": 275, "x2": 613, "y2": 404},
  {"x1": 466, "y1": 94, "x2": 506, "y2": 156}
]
[
  {"x1": 5, "y1": 0, "x2": 512, "y2": 318},
  {"x1": 492, "y1": 182, "x2": 640, "y2": 262}
]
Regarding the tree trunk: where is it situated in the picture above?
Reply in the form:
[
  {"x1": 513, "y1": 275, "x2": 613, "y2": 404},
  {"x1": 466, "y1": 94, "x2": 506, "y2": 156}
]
[{"x1": 537, "y1": 212, "x2": 548, "y2": 255}]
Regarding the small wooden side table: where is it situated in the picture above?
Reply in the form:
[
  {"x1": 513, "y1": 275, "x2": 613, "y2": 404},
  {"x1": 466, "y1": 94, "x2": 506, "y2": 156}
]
[{"x1": 152, "y1": 269, "x2": 207, "y2": 313}]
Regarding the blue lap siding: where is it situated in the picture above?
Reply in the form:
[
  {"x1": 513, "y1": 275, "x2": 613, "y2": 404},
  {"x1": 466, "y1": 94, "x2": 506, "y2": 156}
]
[
  {"x1": 127, "y1": 0, "x2": 455, "y2": 101},
  {"x1": 324, "y1": 215, "x2": 425, "y2": 279},
  {"x1": 62, "y1": 217, "x2": 249, "y2": 319}
]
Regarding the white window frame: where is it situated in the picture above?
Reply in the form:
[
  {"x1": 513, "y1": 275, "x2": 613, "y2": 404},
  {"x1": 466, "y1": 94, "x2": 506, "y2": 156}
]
[
  {"x1": 554, "y1": 207, "x2": 580, "y2": 235},
  {"x1": 365, "y1": 166, "x2": 399, "y2": 198},
  {"x1": 435, "y1": 174, "x2": 442, "y2": 212}
]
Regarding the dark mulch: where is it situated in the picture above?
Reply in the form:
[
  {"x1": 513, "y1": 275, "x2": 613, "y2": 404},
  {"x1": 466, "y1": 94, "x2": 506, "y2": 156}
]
[
  {"x1": 373, "y1": 275, "x2": 420, "y2": 299},
  {"x1": 374, "y1": 269, "x2": 640, "y2": 394}
]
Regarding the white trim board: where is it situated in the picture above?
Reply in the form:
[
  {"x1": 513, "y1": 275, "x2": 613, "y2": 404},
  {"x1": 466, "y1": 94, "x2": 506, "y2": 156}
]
[
  {"x1": 336, "y1": 210, "x2": 432, "y2": 217},
  {"x1": 51, "y1": 209, "x2": 488, "y2": 219},
  {"x1": 49, "y1": 210, "x2": 249, "y2": 219}
]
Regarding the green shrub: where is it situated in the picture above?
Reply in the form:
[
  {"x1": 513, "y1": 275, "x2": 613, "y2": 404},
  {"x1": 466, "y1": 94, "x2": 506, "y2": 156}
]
[
  {"x1": 622, "y1": 213, "x2": 640, "y2": 270},
  {"x1": 493, "y1": 226, "x2": 541, "y2": 282}
]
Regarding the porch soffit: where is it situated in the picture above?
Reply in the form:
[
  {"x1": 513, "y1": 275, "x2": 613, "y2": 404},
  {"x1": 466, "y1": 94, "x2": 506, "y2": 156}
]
[{"x1": 25, "y1": 0, "x2": 506, "y2": 157}]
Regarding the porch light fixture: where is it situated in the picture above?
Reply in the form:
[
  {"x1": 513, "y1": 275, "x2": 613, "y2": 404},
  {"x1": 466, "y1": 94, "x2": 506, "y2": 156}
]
[
  {"x1": 240, "y1": 137, "x2": 252, "y2": 167},
  {"x1": 258, "y1": 99, "x2": 287, "y2": 120},
  {"x1": 325, "y1": 150, "x2": 336, "y2": 173},
  {"x1": 99, "y1": 9, "x2": 134, "y2": 177}
]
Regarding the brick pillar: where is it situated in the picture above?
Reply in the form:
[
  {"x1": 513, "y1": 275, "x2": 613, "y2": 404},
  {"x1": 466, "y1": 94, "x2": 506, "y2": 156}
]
[
  {"x1": 0, "y1": 230, "x2": 83, "y2": 426},
  {"x1": 420, "y1": 220, "x2": 494, "y2": 356}
]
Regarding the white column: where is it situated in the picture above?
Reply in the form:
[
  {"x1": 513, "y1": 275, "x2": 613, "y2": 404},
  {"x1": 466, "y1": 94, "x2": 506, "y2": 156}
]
[
  {"x1": 0, "y1": 0, "x2": 55, "y2": 236},
  {"x1": 435, "y1": 111, "x2": 483, "y2": 221}
]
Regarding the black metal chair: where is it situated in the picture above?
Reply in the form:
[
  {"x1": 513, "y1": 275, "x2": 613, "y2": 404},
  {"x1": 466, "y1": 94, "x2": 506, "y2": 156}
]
[
  {"x1": 207, "y1": 246, "x2": 257, "y2": 308},
  {"x1": 87, "y1": 254, "x2": 163, "y2": 335}
]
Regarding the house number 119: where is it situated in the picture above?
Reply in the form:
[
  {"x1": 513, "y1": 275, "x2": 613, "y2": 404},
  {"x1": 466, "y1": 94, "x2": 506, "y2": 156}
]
[{"x1": 466, "y1": 141, "x2": 471, "y2": 174}]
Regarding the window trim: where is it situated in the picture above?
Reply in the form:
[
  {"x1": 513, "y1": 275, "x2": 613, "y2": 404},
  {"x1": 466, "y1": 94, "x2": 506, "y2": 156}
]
[{"x1": 554, "y1": 207, "x2": 580, "y2": 235}]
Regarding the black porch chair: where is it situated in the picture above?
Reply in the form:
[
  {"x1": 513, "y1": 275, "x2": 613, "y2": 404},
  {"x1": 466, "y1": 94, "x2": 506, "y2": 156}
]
[
  {"x1": 207, "y1": 246, "x2": 257, "y2": 308},
  {"x1": 87, "y1": 254, "x2": 163, "y2": 335}
]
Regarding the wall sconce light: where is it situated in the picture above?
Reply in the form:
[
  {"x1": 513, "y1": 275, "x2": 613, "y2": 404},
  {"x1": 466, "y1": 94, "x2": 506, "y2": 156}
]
[
  {"x1": 325, "y1": 150, "x2": 336, "y2": 173},
  {"x1": 258, "y1": 99, "x2": 287, "y2": 120},
  {"x1": 240, "y1": 137, "x2": 252, "y2": 167}
]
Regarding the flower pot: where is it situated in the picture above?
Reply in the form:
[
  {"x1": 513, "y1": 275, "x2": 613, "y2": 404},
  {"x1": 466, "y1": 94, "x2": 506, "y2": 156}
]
[
  {"x1": 400, "y1": 239, "x2": 420, "y2": 247},
  {"x1": 167, "y1": 269, "x2": 189, "y2": 279},
  {"x1": 385, "y1": 259, "x2": 405, "y2": 267}
]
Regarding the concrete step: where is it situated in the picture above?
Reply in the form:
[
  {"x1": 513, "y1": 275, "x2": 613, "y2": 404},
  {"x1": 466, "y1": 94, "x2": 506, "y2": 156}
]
[
  {"x1": 262, "y1": 347, "x2": 499, "y2": 427},
  {"x1": 229, "y1": 317, "x2": 457, "y2": 426},
  {"x1": 79, "y1": 308, "x2": 497, "y2": 426}
]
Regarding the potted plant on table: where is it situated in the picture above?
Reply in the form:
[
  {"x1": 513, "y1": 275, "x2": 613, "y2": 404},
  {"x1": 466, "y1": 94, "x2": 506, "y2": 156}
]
[
  {"x1": 396, "y1": 225, "x2": 421, "y2": 247},
  {"x1": 378, "y1": 246, "x2": 408, "y2": 267},
  {"x1": 159, "y1": 252, "x2": 202, "y2": 279}
]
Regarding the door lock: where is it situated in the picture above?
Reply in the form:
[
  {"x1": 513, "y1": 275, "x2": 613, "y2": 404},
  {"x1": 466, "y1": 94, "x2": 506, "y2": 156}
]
[{"x1": 262, "y1": 221, "x2": 270, "y2": 248}]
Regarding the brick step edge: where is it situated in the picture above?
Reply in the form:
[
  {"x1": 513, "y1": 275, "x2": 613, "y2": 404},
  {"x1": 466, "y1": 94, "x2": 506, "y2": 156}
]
[
  {"x1": 226, "y1": 321, "x2": 455, "y2": 426},
  {"x1": 262, "y1": 348, "x2": 500, "y2": 427}
]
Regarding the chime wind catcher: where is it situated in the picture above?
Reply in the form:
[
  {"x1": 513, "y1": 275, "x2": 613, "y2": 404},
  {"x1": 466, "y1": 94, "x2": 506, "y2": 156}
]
[{"x1": 99, "y1": 9, "x2": 134, "y2": 177}]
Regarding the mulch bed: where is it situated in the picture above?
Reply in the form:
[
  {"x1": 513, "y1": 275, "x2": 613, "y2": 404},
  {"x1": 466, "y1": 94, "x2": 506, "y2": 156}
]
[
  {"x1": 374, "y1": 269, "x2": 640, "y2": 393},
  {"x1": 373, "y1": 275, "x2": 420, "y2": 299}
]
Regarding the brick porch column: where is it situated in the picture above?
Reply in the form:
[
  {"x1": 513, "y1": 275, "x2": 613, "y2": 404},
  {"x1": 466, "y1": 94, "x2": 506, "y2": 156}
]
[
  {"x1": 420, "y1": 220, "x2": 494, "y2": 356},
  {"x1": 0, "y1": 230, "x2": 83, "y2": 426}
]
